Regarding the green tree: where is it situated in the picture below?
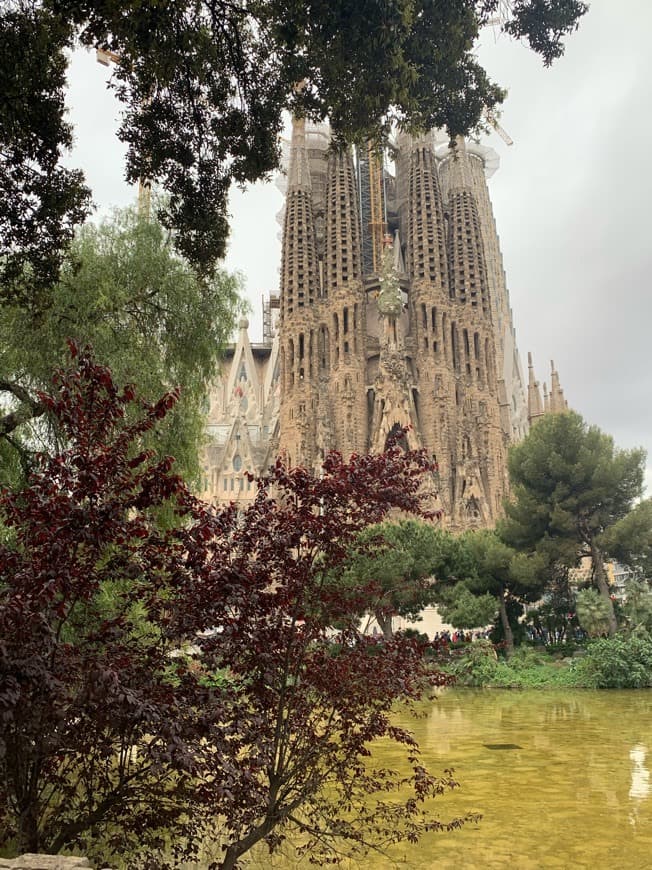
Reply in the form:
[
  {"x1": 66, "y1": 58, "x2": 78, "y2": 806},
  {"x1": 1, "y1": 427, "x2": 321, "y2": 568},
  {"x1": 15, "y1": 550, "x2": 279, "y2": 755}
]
[
  {"x1": 601, "y1": 498, "x2": 652, "y2": 579},
  {"x1": 434, "y1": 530, "x2": 547, "y2": 657},
  {"x1": 0, "y1": 208, "x2": 242, "y2": 483},
  {"x1": 502, "y1": 412, "x2": 646, "y2": 636},
  {"x1": 339, "y1": 519, "x2": 464, "y2": 639},
  {"x1": 2, "y1": 1, "x2": 587, "y2": 295},
  {"x1": 575, "y1": 588, "x2": 611, "y2": 638},
  {"x1": 621, "y1": 577, "x2": 652, "y2": 634},
  {"x1": 525, "y1": 563, "x2": 578, "y2": 644}
]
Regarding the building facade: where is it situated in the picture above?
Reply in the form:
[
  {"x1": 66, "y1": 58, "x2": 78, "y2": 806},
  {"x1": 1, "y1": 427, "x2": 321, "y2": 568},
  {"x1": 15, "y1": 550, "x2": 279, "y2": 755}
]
[{"x1": 202, "y1": 121, "x2": 532, "y2": 530}]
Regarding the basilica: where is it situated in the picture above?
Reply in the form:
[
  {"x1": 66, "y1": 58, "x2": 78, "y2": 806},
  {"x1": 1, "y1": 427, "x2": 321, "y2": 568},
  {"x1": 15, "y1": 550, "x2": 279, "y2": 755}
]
[{"x1": 201, "y1": 120, "x2": 565, "y2": 529}]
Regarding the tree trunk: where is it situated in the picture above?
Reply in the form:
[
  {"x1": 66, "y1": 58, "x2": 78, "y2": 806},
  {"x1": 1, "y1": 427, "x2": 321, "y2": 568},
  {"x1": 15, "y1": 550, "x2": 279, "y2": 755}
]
[
  {"x1": 220, "y1": 815, "x2": 277, "y2": 870},
  {"x1": 590, "y1": 539, "x2": 618, "y2": 636},
  {"x1": 374, "y1": 610, "x2": 393, "y2": 640},
  {"x1": 17, "y1": 805, "x2": 39, "y2": 854},
  {"x1": 498, "y1": 589, "x2": 514, "y2": 658}
]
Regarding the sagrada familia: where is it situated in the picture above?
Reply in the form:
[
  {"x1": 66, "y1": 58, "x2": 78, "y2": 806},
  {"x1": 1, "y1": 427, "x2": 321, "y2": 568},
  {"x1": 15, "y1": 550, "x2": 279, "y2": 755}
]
[{"x1": 201, "y1": 120, "x2": 567, "y2": 530}]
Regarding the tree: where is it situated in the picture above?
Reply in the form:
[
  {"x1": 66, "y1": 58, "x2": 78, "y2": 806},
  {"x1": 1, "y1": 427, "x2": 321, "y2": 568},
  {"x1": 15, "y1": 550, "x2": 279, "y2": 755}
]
[
  {"x1": 575, "y1": 588, "x2": 611, "y2": 638},
  {"x1": 2, "y1": 1, "x2": 587, "y2": 295},
  {"x1": 502, "y1": 411, "x2": 647, "y2": 636},
  {"x1": 433, "y1": 530, "x2": 546, "y2": 657},
  {"x1": 525, "y1": 563, "x2": 578, "y2": 644},
  {"x1": 0, "y1": 348, "x2": 473, "y2": 867},
  {"x1": 601, "y1": 498, "x2": 652, "y2": 580},
  {"x1": 620, "y1": 577, "x2": 652, "y2": 634},
  {"x1": 0, "y1": 207, "x2": 242, "y2": 484},
  {"x1": 0, "y1": 346, "x2": 222, "y2": 856},
  {"x1": 337, "y1": 519, "x2": 465, "y2": 639}
]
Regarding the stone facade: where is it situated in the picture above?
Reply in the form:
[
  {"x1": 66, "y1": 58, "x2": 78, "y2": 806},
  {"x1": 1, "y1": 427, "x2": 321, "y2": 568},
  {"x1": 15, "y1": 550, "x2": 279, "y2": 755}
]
[{"x1": 202, "y1": 124, "x2": 534, "y2": 530}]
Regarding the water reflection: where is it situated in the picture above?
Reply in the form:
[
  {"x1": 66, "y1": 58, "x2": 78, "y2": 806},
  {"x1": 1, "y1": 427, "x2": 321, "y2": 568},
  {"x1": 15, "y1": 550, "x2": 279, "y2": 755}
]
[
  {"x1": 254, "y1": 690, "x2": 652, "y2": 868},
  {"x1": 629, "y1": 744, "x2": 650, "y2": 800}
]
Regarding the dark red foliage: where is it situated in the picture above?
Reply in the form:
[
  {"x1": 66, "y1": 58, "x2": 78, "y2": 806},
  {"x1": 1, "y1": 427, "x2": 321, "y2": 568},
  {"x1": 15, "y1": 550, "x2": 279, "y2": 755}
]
[{"x1": 0, "y1": 348, "x2": 472, "y2": 868}]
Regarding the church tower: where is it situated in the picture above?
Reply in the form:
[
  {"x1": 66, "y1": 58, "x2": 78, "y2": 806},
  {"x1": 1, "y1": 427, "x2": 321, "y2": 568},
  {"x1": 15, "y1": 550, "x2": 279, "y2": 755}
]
[
  {"x1": 321, "y1": 146, "x2": 368, "y2": 459},
  {"x1": 205, "y1": 123, "x2": 545, "y2": 530},
  {"x1": 274, "y1": 124, "x2": 514, "y2": 526},
  {"x1": 277, "y1": 117, "x2": 321, "y2": 468},
  {"x1": 437, "y1": 138, "x2": 509, "y2": 526}
]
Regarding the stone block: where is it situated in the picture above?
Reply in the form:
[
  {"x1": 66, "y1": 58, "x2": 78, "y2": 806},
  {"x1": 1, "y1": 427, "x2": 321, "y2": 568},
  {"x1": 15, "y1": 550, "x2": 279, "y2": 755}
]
[{"x1": 0, "y1": 856, "x2": 96, "y2": 869}]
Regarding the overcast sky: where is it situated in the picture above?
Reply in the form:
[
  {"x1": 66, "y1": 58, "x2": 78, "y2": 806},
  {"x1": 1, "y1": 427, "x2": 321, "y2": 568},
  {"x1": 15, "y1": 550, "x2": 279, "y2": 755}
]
[{"x1": 64, "y1": 0, "x2": 652, "y2": 492}]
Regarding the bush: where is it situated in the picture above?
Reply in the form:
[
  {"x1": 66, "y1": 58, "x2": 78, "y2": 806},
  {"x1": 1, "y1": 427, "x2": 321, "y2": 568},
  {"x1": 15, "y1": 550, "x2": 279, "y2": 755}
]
[
  {"x1": 445, "y1": 640, "x2": 499, "y2": 686},
  {"x1": 575, "y1": 633, "x2": 652, "y2": 688},
  {"x1": 444, "y1": 641, "x2": 582, "y2": 689}
]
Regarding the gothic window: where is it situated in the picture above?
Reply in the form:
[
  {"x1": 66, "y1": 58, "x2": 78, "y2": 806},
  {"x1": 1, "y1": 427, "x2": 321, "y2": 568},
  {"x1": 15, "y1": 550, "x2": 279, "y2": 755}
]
[
  {"x1": 233, "y1": 454, "x2": 242, "y2": 472},
  {"x1": 451, "y1": 322, "x2": 460, "y2": 372},
  {"x1": 239, "y1": 363, "x2": 247, "y2": 382}
]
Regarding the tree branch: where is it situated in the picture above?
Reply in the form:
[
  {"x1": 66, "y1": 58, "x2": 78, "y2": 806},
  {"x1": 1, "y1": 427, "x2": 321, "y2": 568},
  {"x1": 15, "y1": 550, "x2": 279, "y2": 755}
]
[{"x1": 0, "y1": 379, "x2": 45, "y2": 437}]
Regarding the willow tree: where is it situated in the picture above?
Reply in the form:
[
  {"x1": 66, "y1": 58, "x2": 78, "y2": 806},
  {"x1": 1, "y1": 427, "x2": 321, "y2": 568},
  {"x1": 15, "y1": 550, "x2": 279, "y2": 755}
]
[{"x1": 0, "y1": 208, "x2": 242, "y2": 484}]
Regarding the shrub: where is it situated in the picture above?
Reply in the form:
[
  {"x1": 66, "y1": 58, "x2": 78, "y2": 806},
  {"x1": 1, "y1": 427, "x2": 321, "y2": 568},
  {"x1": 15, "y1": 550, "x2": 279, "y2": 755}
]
[
  {"x1": 575, "y1": 634, "x2": 652, "y2": 688},
  {"x1": 445, "y1": 640, "x2": 499, "y2": 686},
  {"x1": 444, "y1": 641, "x2": 582, "y2": 688}
]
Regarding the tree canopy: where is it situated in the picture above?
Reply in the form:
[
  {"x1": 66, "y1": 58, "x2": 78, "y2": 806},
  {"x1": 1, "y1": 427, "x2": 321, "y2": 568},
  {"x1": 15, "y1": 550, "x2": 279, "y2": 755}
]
[
  {"x1": 501, "y1": 411, "x2": 648, "y2": 635},
  {"x1": 0, "y1": 207, "x2": 242, "y2": 484},
  {"x1": 2, "y1": 0, "x2": 587, "y2": 298},
  {"x1": 338, "y1": 519, "x2": 466, "y2": 638},
  {"x1": 434, "y1": 529, "x2": 547, "y2": 656}
]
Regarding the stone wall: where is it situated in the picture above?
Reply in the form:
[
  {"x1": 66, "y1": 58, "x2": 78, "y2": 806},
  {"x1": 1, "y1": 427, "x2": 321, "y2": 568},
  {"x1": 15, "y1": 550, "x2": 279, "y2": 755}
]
[{"x1": 0, "y1": 856, "x2": 110, "y2": 869}]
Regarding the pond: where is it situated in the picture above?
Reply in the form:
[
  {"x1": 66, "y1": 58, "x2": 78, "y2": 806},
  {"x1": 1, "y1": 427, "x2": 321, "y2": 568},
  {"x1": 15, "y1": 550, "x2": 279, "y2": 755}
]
[{"x1": 256, "y1": 689, "x2": 652, "y2": 869}]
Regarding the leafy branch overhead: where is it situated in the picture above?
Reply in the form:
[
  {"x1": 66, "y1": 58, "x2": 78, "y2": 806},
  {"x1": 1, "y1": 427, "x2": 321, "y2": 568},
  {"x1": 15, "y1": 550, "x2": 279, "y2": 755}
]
[{"x1": 2, "y1": 0, "x2": 587, "y2": 296}]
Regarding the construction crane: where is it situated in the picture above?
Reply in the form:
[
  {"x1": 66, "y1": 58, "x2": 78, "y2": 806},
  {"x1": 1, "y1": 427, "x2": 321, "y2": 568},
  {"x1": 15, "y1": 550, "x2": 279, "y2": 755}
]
[
  {"x1": 482, "y1": 107, "x2": 514, "y2": 147},
  {"x1": 96, "y1": 48, "x2": 152, "y2": 218},
  {"x1": 367, "y1": 142, "x2": 386, "y2": 274},
  {"x1": 485, "y1": 0, "x2": 513, "y2": 32},
  {"x1": 481, "y1": 1, "x2": 515, "y2": 146}
]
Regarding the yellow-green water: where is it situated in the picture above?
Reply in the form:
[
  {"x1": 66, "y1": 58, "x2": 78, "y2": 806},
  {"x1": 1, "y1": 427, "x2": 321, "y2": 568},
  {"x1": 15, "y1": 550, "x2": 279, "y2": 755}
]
[{"x1": 256, "y1": 689, "x2": 652, "y2": 869}]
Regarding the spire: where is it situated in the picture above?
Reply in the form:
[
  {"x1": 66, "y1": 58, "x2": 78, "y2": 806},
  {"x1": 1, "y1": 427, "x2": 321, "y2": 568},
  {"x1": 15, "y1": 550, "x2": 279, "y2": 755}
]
[
  {"x1": 404, "y1": 132, "x2": 448, "y2": 291},
  {"x1": 527, "y1": 352, "x2": 544, "y2": 423},
  {"x1": 280, "y1": 115, "x2": 320, "y2": 317},
  {"x1": 393, "y1": 229, "x2": 406, "y2": 275},
  {"x1": 549, "y1": 360, "x2": 568, "y2": 413},
  {"x1": 287, "y1": 116, "x2": 311, "y2": 192},
  {"x1": 323, "y1": 144, "x2": 362, "y2": 294},
  {"x1": 445, "y1": 137, "x2": 489, "y2": 316}
]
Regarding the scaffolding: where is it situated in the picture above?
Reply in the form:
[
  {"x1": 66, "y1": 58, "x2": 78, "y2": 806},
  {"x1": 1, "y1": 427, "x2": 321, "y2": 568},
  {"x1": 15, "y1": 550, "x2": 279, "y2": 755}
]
[
  {"x1": 357, "y1": 143, "x2": 387, "y2": 275},
  {"x1": 262, "y1": 293, "x2": 280, "y2": 344}
]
